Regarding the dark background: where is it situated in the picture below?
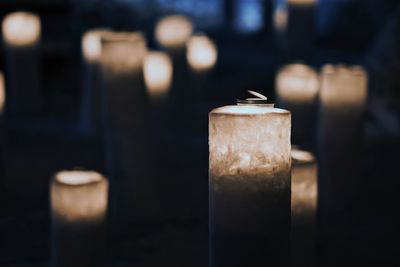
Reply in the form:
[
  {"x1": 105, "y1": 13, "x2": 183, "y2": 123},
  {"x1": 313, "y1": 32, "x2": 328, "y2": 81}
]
[{"x1": 0, "y1": 0, "x2": 400, "y2": 266}]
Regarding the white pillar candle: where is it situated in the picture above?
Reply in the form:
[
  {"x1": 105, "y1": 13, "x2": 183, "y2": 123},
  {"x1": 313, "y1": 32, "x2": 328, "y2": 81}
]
[
  {"x1": 143, "y1": 51, "x2": 173, "y2": 103},
  {"x1": 79, "y1": 29, "x2": 111, "y2": 137},
  {"x1": 209, "y1": 94, "x2": 291, "y2": 267},
  {"x1": 276, "y1": 63, "x2": 319, "y2": 145},
  {"x1": 100, "y1": 31, "x2": 159, "y2": 222},
  {"x1": 318, "y1": 64, "x2": 367, "y2": 210},
  {"x1": 51, "y1": 170, "x2": 108, "y2": 267},
  {"x1": 291, "y1": 148, "x2": 317, "y2": 267},
  {"x1": 1, "y1": 11, "x2": 42, "y2": 115}
]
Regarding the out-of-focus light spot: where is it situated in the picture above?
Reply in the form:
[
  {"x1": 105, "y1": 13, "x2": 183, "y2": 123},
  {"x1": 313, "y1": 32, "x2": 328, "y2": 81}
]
[
  {"x1": 2, "y1": 11, "x2": 41, "y2": 47},
  {"x1": 144, "y1": 51, "x2": 173, "y2": 101},
  {"x1": 234, "y1": 0, "x2": 264, "y2": 33},
  {"x1": 186, "y1": 34, "x2": 217, "y2": 72},
  {"x1": 155, "y1": 15, "x2": 193, "y2": 49},
  {"x1": 0, "y1": 72, "x2": 5, "y2": 113}
]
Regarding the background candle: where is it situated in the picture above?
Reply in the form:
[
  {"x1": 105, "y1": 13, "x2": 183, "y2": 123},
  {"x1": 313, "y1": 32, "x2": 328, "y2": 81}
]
[
  {"x1": 276, "y1": 63, "x2": 319, "y2": 146},
  {"x1": 291, "y1": 148, "x2": 317, "y2": 267},
  {"x1": 143, "y1": 51, "x2": 173, "y2": 103},
  {"x1": 209, "y1": 99, "x2": 291, "y2": 267},
  {"x1": 318, "y1": 64, "x2": 367, "y2": 212},
  {"x1": 79, "y1": 29, "x2": 110, "y2": 137},
  {"x1": 100, "y1": 31, "x2": 160, "y2": 222},
  {"x1": 1, "y1": 11, "x2": 42, "y2": 115},
  {"x1": 186, "y1": 33, "x2": 217, "y2": 74},
  {"x1": 51, "y1": 170, "x2": 108, "y2": 267}
]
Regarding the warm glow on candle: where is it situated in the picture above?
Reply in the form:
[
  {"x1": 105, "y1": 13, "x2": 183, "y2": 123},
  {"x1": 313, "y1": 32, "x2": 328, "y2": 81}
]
[
  {"x1": 51, "y1": 170, "x2": 108, "y2": 222},
  {"x1": 2, "y1": 12, "x2": 41, "y2": 47},
  {"x1": 100, "y1": 31, "x2": 147, "y2": 74},
  {"x1": 82, "y1": 29, "x2": 110, "y2": 63},
  {"x1": 155, "y1": 15, "x2": 193, "y2": 49},
  {"x1": 276, "y1": 63, "x2": 319, "y2": 104},
  {"x1": 320, "y1": 64, "x2": 368, "y2": 109},
  {"x1": 186, "y1": 34, "x2": 217, "y2": 72},
  {"x1": 143, "y1": 51, "x2": 173, "y2": 100},
  {"x1": 0, "y1": 72, "x2": 5, "y2": 113}
]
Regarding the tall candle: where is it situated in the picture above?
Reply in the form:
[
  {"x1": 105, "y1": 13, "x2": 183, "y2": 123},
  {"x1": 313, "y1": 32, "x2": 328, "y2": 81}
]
[
  {"x1": 100, "y1": 31, "x2": 159, "y2": 222},
  {"x1": 318, "y1": 64, "x2": 367, "y2": 211},
  {"x1": 79, "y1": 29, "x2": 111, "y2": 137},
  {"x1": 276, "y1": 63, "x2": 319, "y2": 145},
  {"x1": 51, "y1": 170, "x2": 108, "y2": 267},
  {"x1": 1, "y1": 11, "x2": 42, "y2": 115},
  {"x1": 209, "y1": 94, "x2": 291, "y2": 267},
  {"x1": 291, "y1": 148, "x2": 317, "y2": 267},
  {"x1": 143, "y1": 51, "x2": 173, "y2": 103}
]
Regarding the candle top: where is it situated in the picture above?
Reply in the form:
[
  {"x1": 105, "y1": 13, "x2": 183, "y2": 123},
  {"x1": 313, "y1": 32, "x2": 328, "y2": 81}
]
[
  {"x1": 291, "y1": 148, "x2": 315, "y2": 164},
  {"x1": 55, "y1": 170, "x2": 104, "y2": 186},
  {"x1": 322, "y1": 64, "x2": 366, "y2": 77},
  {"x1": 211, "y1": 105, "x2": 288, "y2": 115}
]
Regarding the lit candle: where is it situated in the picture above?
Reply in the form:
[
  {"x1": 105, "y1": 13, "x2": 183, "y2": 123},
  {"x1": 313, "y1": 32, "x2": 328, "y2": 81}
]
[
  {"x1": 209, "y1": 91, "x2": 291, "y2": 267},
  {"x1": 143, "y1": 51, "x2": 173, "y2": 103},
  {"x1": 1, "y1": 11, "x2": 42, "y2": 115},
  {"x1": 318, "y1": 64, "x2": 367, "y2": 210},
  {"x1": 79, "y1": 29, "x2": 111, "y2": 137},
  {"x1": 100, "y1": 31, "x2": 159, "y2": 222},
  {"x1": 186, "y1": 34, "x2": 217, "y2": 74},
  {"x1": 276, "y1": 63, "x2": 319, "y2": 145},
  {"x1": 291, "y1": 147, "x2": 317, "y2": 267},
  {"x1": 51, "y1": 170, "x2": 108, "y2": 267}
]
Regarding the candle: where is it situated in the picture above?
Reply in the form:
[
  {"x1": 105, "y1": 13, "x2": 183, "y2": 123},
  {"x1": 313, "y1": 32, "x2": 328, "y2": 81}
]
[
  {"x1": 318, "y1": 64, "x2": 367, "y2": 211},
  {"x1": 276, "y1": 63, "x2": 319, "y2": 145},
  {"x1": 51, "y1": 170, "x2": 108, "y2": 267},
  {"x1": 291, "y1": 148, "x2": 317, "y2": 267},
  {"x1": 143, "y1": 51, "x2": 173, "y2": 103},
  {"x1": 155, "y1": 15, "x2": 193, "y2": 51},
  {"x1": 186, "y1": 34, "x2": 217, "y2": 74},
  {"x1": 1, "y1": 11, "x2": 42, "y2": 115},
  {"x1": 100, "y1": 31, "x2": 159, "y2": 222},
  {"x1": 209, "y1": 92, "x2": 291, "y2": 267},
  {"x1": 79, "y1": 29, "x2": 111, "y2": 137}
]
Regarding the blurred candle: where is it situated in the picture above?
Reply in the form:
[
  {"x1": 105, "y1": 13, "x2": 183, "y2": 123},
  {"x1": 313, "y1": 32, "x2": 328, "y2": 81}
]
[
  {"x1": 79, "y1": 29, "x2": 110, "y2": 137},
  {"x1": 1, "y1": 11, "x2": 42, "y2": 115},
  {"x1": 209, "y1": 93, "x2": 291, "y2": 267},
  {"x1": 100, "y1": 31, "x2": 159, "y2": 222},
  {"x1": 276, "y1": 63, "x2": 319, "y2": 145},
  {"x1": 291, "y1": 148, "x2": 317, "y2": 267},
  {"x1": 318, "y1": 64, "x2": 367, "y2": 211},
  {"x1": 51, "y1": 170, "x2": 108, "y2": 267},
  {"x1": 143, "y1": 51, "x2": 173, "y2": 103},
  {"x1": 186, "y1": 34, "x2": 217, "y2": 73},
  {"x1": 155, "y1": 15, "x2": 193, "y2": 51}
]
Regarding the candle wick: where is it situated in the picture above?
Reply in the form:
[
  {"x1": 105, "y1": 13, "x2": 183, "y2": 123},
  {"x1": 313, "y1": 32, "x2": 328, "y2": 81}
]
[{"x1": 248, "y1": 90, "x2": 267, "y2": 100}]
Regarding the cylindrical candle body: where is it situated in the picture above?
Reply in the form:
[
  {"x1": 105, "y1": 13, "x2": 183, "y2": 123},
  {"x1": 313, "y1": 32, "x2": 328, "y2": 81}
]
[
  {"x1": 51, "y1": 170, "x2": 108, "y2": 267},
  {"x1": 209, "y1": 105, "x2": 291, "y2": 267},
  {"x1": 318, "y1": 64, "x2": 367, "y2": 211},
  {"x1": 79, "y1": 29, "x2": 110, "y2": 137},
  {"x1": 291, "y1": 148, "x2": 317, "y2": 267},
  {"x1": 143, "y1": 51, "x2": 173, "y2": 103},
  {"x1": 276, "y1": 64, "x2": 319, "y2": 146},
  {"x1": 2, "y1": 12, "x2": 42, "y2": 115},
  {"x1": 100, "y1": 32, "x2": 159, "y2": 222}
]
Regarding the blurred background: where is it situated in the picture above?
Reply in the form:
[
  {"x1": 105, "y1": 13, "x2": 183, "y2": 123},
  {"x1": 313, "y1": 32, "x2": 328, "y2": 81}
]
[{"x1": 0, "y1": 0, "x2": 399, "y2": 266}]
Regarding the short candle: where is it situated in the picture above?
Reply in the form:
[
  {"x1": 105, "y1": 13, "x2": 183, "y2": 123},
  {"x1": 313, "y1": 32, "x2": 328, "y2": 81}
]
[
  {"x1": 209, "y1": 92, "x2": 291, "y2": 267},
  {"x1": 51, "y1": 170, "x2": 108, "y2": 267}
]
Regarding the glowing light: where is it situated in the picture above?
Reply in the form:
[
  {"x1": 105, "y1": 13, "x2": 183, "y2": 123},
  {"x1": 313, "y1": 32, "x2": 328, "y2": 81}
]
[
  {"x1": 0, "y1": 73, "x2": 5, "y2": 113},
  {"x1": 276, "y1": 63, "x2": 319, "y2": 104},
  {"x1": 186, "y1": 34, "x2": 217, "y2": 72},
  {"x1": 2, "y1": 12, "x2": 41, "y2": 47},
  {"x1": 143, "y1": 51, "x2": 173, "y2": 101},
  {"x1": 155, "y1": 15, "x2": 193, "y2": 49},
  {"x1": 82, "y1": 29, "x2": 110, "y2": 63}
]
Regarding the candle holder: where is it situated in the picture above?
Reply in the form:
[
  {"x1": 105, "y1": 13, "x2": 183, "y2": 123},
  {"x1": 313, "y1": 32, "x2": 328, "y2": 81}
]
[
  {"x1": 143, "y1": 51, "x2": 173, "y2": 103},
  {"x1": 318, "y1": 64, "x2": 367, "y2": 212},
  {"x1": 100, "y1": 31, "x2": 160, "y2": 222},
  {"x1": 276, "y1": 63, "x2": 319, "y2": 146},
  {"x1": 209, "y1": 91, "x2": 291, "y2": 267},
  {"x1": 51, "y1": 170, "x2": 108, "y2": 267},
  {"x1": 2, "y1": 11, "x2": 42, "y2": 116},
  {"x1": 79, "y1": 29, "x2": 111, "y2": 137},
  {"x1": 291, "y1": 147, "x2": 317, "y2": 267}
]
